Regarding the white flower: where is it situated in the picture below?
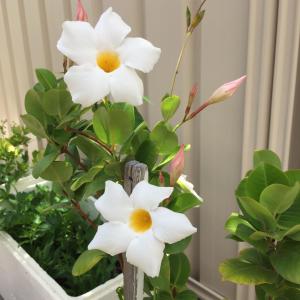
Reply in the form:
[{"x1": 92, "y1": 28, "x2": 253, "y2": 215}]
[
  {"x1": 177, "y1": 175, "x2": 203, "y2": 201},
  {"x1": 57, "y1": 7, "x2": 161, "y2": 107},
  {"x1": 88, "y1": 180, "x2": 197, "y2": 277}
]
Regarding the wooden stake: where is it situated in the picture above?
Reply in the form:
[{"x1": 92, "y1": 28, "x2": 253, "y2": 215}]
[{"x1": 123, "y1": 161, "x2": 148, "y2": 300}]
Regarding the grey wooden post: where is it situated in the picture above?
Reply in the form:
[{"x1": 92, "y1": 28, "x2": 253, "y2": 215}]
[{"x1": 123, "y1": 161, "x2": 148, "y2": 300}]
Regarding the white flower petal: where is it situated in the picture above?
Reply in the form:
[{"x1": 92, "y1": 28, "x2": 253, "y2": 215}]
[
  {"x1": 126, "y1": 231, "x2": 164, "y2": 277},
  {"x1": 95, "y1": 7, "x2": 131, "y2": 49},
  {"x1": 151, "y1": 207, "x2": 197, "y2": 244},
  {"x1": 88, "y1": 222, "x2": 135, "y2": 256},
  {"x1": 117, "y1": 37, "x2": 161, "y2": 73},
  {"x1": 64, "y1": 65, "x2": 109, "y2": 107},
  {"x1": 109, "y1": 66, "x2": 143, "y2": 106},
  {"x1": 130, "y1": 181, "x2": 173, "y2": 210},
  {"x1": 95, "y1": 181, "x2": 133, "y2": 223},
  {"x1": 57, "y1": 21, "x2": 98, "y2": 65}
]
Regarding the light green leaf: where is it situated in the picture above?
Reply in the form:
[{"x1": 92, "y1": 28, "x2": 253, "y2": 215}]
[
  {"x1": 21, "y1": 114, "x2": 48, "y2": 138},
  {"x1": 35, "y1": 68, "x2": 57, "y2": 90},
  {"x1": 40, "y1": 161, "x2": 73, "y2": 183},
  {"x1": 254, "y1": 150, "x2": 282, "y2": 169},
  {"x1": 219, "y1": 258, "x2": 277, "y2": 285},
  {"x1": 260, "y1": 183, "x2": 300, "y2": 215},
  {"x1": 270, "y1": 241, "x2": 300, "y2": 284},
  {"x1": 32, "y1": 149, "x2": 60, "y2": 179},
  {"x1": 42, "y1": 89, "x2": 73, "y2": 118},
  {"x1": 168, "y1": 193, "x2": 202, "y2": 212},
  {"x1": 150, "y1": 121, "x2": 178, "y2": 155},
  {"x1": 161, "y1": 95, "x2": 180, "y2": 121},
  {"x1": 225, "y1": 213, "x2": 253, "y2": 235},
  {"x1": 72, "y1": 249, "x2": 106, "y2": 276},
  {"x1": 239, "y1": 197, "x2": 277, "y2": 232}
]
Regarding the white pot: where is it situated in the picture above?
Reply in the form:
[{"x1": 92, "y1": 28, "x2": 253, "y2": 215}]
[{"x1": 0, "y1": 176, "x2": 123, "y2": 300}]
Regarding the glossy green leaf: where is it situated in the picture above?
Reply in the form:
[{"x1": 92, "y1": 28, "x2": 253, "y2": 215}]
[
  {"x1": 32, "y1": 149, "x2": 60, "y2": 179},
  {"x1": 40, "y1": 161, "x2": 73, "y2": 183},
  {"x1": 260, "y1": 183, "x2": 300, "y2": 215},
  {"x1": 239, "y1": 197, "x2": 277, "y2": 232},
  {"x1": 161, "y1": 95, "x2": 180, "y2": 121},
  {"x1": 165, "y1": 235, "x2": 192, "y2": 255},
  {"x1": 21, "y1": 114, "x2": 48, "y2": 138},
  {"x1": 150, "y1": 121, "x2": 178, "y2": 155},
  {"x1": 270, "y1": 241, "x2": 300, "y2": 284},
  {"x1": 283, "y1": 224, "x2": 300, "y2": 241},
  {"x1": 136, "y1": 140, "x2": 158, "y2": 170},
  {"x1": 24, "y1": 89, "x2": 46, "y2": 123},
  {"x1": 35, "y1": 68, "x2": 57, "y2": 90},
  {"x1": 254, "y1": 150, "x2": 282, "y2": 169},
  {"x1": 225, "y1": 213, "x2": 253, "y2": 235},
  {"x1": 170, "y1": 253, "x2": 190, "y2": 287},
  {"x1": 219, "y1": 258, "x2": 277, "y2": 285},
  {"x1": 168, "y1": 193, "x2": 202, "y2": 212},
  {"x1": 72, "y1": 249, "x2": 106, "y2": 276},
  {"x1": 175, "y1": 289, "x2": 197, "y2": 300},
  {"x1": 42, "y1": 89, "x2": 73, "y2": 118},
  {"x1": 286, "y1": 170, "x2": 300, "y2": 185},
  {"x1": 246, "y1": 163, "x2": 289, "y2": 200}
]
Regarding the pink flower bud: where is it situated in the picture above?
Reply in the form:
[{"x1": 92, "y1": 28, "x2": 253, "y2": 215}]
[
  {"x1": 170, "y1": 144, "x2": 185, "y2": 186},
  {"x1": 76, "y1": 0, "x2": 88, "y2": 21},
  {"x1": 208, "y1": 75, "x2": 246, "y2": 104},
  {"x1": 159, "y1": 171, "x2": 165, "y2": 187}
]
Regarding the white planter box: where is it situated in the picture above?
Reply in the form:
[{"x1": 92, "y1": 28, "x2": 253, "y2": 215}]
[{"x1": 0, "y1": 176, "x2": 123, "y2": 300}]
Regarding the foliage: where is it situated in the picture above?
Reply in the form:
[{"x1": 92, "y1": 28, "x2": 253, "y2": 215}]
[
  {"x1": 0, "y1": 121, "x2": 30, "y2": 188},
  {"x1": 0, "y1": 184, "x2": 119, "y2": 296},
  {"x1": 219, "y1": 149, "x2": 300, "y2": 299}
]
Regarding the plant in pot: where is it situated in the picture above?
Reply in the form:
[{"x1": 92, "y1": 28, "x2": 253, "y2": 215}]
[
  {"x1": 220, "y1": 149, "x2": 300, "y2": 299},
  {"x1": 0, "y1": 122, "x2": 121, "y2": 299},
  {"x1": 20, "y1": 1, "x2": 246, "y2": 299}
]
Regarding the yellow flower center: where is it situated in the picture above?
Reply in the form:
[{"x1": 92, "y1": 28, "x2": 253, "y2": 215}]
[
  {"x1": 129, "y1": 209, "x2": 152, "y2": 233},
  {"x1": 96, "y1": 51, "x2": 120, "y2": 73}
]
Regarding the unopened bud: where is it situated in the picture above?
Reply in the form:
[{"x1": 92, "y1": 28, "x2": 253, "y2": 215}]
[
  {"x1": 76, "y1": 0, "x2": 88, "y2": 21},
  {"x1": 189, "y1": 10, "x2": 205, "y2": 33},
  {"x1": 159, "y1": 171, "x2": 165, "y2": 187},
  {"x1": 185, "y1": 83, "x2": 198, "y2": 116},
  {"x1": 170, "y1": 144, "x2": 185, "y2": 186}
]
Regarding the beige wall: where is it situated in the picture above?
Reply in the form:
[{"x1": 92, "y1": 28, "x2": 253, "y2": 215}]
[{"x1": 1, "y1": 1, "x2": 300, "y2": 300}]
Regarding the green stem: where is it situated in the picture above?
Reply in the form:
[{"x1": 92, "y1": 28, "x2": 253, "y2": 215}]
[{"x1": 170, "y1": 31, "x2": 192, "y2": 95}]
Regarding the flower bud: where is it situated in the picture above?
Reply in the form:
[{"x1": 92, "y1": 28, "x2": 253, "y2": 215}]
[
  {"x1": 185, "y1": 83, "x2": 198, "y2": 116},
  {"x1": 207, "y1": 75, "x2": 246, "y2": 105},
  {"x1": 159, "y1": 171, "x2": 165, "y2": 187},
  {"x1": 170, "y1": 144, "x2": 185, "y2": 186},
  {"x1": 76, "y1": 0, "x2": 88, "y2": 21}
]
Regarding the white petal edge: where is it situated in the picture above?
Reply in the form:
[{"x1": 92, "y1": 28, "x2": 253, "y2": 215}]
[
  {"x1": 109, "y1": 65, "x2": 144, "y2": 106},
  {"x1": 130, "y1": 181, "x2": 173, "y2": 210},
  {"x1": 117, "y1": 37, "x2": 161, "y2": 73},
  {"x1": 95, "y1": 7, "x2": 131, "y2": 49},
  {"x1": 126, "y1": 231, "x2": 164, "y2": 277},
  {"x1": 64, "y1": 65, "x2": 109, "y2": 107},
  {"x1": 95, "y1": 181, "x2": 133, "y2": 223},
  {"x1": 151, "y1": 207, "x2": 197, "y2": 244},
  {"x1": 57, "y1": 21, "x2": 98, "y2": 65},
  {"x1": 88, "y1": 222, "x2": 135, "y2": 256}
]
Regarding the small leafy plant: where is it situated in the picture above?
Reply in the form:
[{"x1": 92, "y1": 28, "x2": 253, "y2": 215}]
[{"x1": 220, "y1": 150, "x2": 300, "y2": 299}]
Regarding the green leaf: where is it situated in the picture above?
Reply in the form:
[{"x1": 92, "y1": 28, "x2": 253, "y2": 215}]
[
  {"x1": 149, "y1": 255, "x2": 170, "y2": 292},
  {"x1": 161, "y1": 95, "x2": 180, "y2": 121},
  {"x1": 165, "y1": 236, "x2": 192, "y2": 255},
  {"x1": 71, "y1": 136, "x2": 110, "y2": 162},
  {"x1": 32, "y1": 149, "x2": 60, "y2": 179},
  {"x1": 225, "y1": 213, "x2": 253, "y2": 235},
  {"x1": 24, "y1": 89, "x2": 46, "y2": 123},
  {"x1": 150, "y1": 121, "x2": 178, "y2": 155},
  {"x1": 42, "y1": 89, "x2": 73, "y2": 118},
  {"x1": 283, "y1": 224, "x2": 300, "y2": 241},
  {"x1": 254, "y1": 150, "x2": 282, "y2": 169},
  {"x1": 186, "y1": 6, "x2": 191, "y2": 30},
  {"x1": 72, "y1": 249, "x2": 106, "y2": 276},
  {"x1": 219, "y1": 258, "x2": 277, "y2": 285},
  {"x1": 260, "y1": 183, "x2": 300, "y2": 215},
  {"x1": 239, "y1": 197, "x2": 277, "y2": 232},
  {"x1": 286, "y1": 170, "x2": 300, "y2": 185},
  {"x1": 93, "y1": 107, "x2": 110, "y2": 143},
  {"x1": 156, "y1": 292, "x2": 173, "y2": 300},
  {"x1": 170, "y1": 253, "x2": 190, "y2": 287},
  {"x1": 35, "y1": 68, "x2": 57, "y2": 90},
  {"x1": 278, "y1": 193, "x2": 300, "y2": 229},
  {"x1": 136, "y1": 140, "x2": 158, "y2": 170},
  {"x1": 21, "y1": 114, "x2": 48, "y2": 138},
  {"x1": 239, "y1": 248, "x2": 269, "y2": 266},
  {"x1": 270, "y1": 241, "x2": 300, "y2": 284},
  {"x1": 168, "y1": 193, "x2": 202, "y2": 212},
  {"x1": 176, "y1": 289, "x2": 197, "y2": 300},
  {"x1": 246, "y1": 163, "x2": 289, "y2": 200},
  {"x1": 40, "y1": 161, "x2": 73, "y2": 183}
]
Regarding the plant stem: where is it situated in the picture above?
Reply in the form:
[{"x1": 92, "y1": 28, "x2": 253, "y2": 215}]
[
  {"x1": 61, "y1": 146, "x2": 87, "y2": 171},
  {"x1": 67, "y1": 127, "x2": 113, "y2": 156},
  {"x1": 170, "y1": 31, "x2": 192, "y2": 95}
]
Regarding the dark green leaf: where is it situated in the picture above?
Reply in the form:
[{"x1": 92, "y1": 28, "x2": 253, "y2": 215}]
[
  {"x1": 32, "y1": 149, "x2": 60, "y2": 178},
  {"x1": 40, "y1": 161, "x2": 73, "y2": 183},
  {"x1": 176, "y1": 289, "x2": 197, "y2": 300},
  {"x1": 170, "y1": 253, "x2": 190, "y2": 287},
  {"x1": 136, "y1": 140, "x2": 158, "y2": 170},
  {"x1": 165, "y1": 236, "x2": 192, "y2": 255},
  {"x1": 168, "y1": 193, "x2": 202, "y2": 212},
  {"x1": 21, "y1": 114, "x2": 47, "y2": 138}
]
